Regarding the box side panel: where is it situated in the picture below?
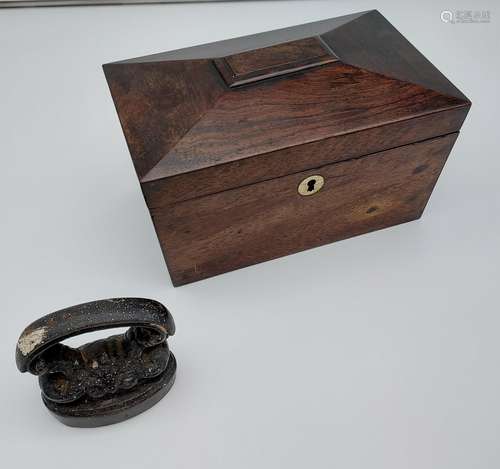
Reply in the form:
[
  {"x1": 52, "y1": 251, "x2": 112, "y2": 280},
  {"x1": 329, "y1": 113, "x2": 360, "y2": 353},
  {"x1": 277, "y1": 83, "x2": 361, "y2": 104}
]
[
  {"x1": 103, "y1": 59, "x2": 225, "y2": 180},
  {"x1": 150, "y1": 133, "x2": 458, "y2": 286},
  {"x1": 142, "y1": 106, "x2": 468, "y2": 208},
  {"x1": 141, "y1": 60, "x2": 468, "y2": 186}
]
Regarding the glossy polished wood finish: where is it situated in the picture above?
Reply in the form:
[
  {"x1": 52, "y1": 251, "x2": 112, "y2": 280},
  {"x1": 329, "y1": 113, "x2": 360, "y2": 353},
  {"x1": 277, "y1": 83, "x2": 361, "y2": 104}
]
[
  {"x1": 142, "y1": 62, "x2": 466, "y2": 183},
  {"x1": 104, "y1": 11, "x2": 471, "y2": 285},
  {"x1": 214, "y1": 37, "x2": 338, "y2": 87},
  {"x1": 141, "y1": 107, "x2": 467, "y2": 207},
  {"x1": 153, "y1": 133, "x2": 458, "y2": 285},
  {"x1": 104, "y1": 60, "x2": 225, "y2": 179}
]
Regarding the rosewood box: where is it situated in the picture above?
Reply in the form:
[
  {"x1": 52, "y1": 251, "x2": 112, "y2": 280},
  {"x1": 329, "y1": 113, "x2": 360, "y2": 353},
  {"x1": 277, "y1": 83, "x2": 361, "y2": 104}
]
[{"x1": 104, "y1": 10, "x2": 470, "y2": 286}]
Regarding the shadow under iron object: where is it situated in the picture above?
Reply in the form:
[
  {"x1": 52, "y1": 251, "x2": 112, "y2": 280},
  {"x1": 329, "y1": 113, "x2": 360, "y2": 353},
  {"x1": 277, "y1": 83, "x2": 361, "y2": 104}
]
[
  {"x1": 15, "y1": 298, "x2": 176, "y2": 427},
  {"x1": 104, "y1": 10, "x2": 471, "y2": 286}
]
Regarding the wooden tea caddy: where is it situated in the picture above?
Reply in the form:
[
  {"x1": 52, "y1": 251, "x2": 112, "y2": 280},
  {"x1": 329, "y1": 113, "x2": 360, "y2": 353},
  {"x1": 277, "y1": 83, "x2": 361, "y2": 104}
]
[{"x1": 104, "y1": 10, "x2": 471, "y2": 286}]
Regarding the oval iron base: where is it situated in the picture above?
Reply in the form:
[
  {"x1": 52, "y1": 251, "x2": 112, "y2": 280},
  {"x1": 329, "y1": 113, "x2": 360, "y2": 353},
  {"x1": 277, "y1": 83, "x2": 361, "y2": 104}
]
[{"x1": 42, "y1": 353, "x2": 176, "y2": 427}]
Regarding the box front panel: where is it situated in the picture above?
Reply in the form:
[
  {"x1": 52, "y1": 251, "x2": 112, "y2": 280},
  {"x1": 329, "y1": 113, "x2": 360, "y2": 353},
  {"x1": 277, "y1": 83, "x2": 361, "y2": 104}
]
[{"x1": 151, "y1": 133, "x2": 458, "y2": 285}]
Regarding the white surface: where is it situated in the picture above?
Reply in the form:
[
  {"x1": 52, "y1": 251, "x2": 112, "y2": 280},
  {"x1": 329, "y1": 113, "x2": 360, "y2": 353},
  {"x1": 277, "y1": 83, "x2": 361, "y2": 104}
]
[{"x1": 1, "y1": 1, "x2": 499, "y2": 468}]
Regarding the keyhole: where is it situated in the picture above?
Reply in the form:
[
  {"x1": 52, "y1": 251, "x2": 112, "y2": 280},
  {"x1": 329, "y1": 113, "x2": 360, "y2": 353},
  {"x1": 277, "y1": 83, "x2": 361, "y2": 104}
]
[{"x1": 298, "y1": 175, "x2": 324, "y2": 196}]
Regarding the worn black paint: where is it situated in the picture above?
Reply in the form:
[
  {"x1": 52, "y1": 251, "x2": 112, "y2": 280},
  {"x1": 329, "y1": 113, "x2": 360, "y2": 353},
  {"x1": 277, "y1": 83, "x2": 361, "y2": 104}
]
[{"x1": 16, "y1": 298, "x2": 176, "y2": 427}]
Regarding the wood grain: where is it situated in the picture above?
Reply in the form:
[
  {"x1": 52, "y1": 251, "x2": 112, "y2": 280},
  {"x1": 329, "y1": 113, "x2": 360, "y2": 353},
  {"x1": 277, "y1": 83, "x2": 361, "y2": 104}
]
[
  {"x1": 152, "y1": 133, "x2": 458, "y2": 285},
  {"x1": 142, "y1": 62, "x2": 467, "y2": 183},
  {"x1": 322, "y1": 10, "x2": 469, "y2": 101},
  {"x1": 103, "y1": 59, "x2": 225, "y2": 179},
  {"x1": 141, "y1": 106, "x2": 468, "y2": 208},
  {"x1": 214, "y1": 37, "x2": 337, "y2": 87},
  {"x1": 103, "y1": 12, "x2": 471, "y2": 286}
]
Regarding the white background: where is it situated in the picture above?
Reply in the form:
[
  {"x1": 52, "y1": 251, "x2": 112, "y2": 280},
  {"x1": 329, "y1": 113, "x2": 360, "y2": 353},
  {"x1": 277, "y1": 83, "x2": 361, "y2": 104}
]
[{"x1": 1, "y1": 1, "x2": 499, "y2": 468}]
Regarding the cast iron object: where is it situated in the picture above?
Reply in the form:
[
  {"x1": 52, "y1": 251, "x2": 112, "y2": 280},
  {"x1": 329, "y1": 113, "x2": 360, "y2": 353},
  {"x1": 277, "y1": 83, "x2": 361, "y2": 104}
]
[{"x1": 16, "y1": 298, "x2": 176, "y2": 427}]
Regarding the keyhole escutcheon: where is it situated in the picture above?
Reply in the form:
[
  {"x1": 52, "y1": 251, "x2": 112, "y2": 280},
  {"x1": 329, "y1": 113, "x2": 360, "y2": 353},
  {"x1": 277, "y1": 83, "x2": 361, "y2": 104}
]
[{"x1": 298, "y1": 174, "x2": 325, "y2": 196}]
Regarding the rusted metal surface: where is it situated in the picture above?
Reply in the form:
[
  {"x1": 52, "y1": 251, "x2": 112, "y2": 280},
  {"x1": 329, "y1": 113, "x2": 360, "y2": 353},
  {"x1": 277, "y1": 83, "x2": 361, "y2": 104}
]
[{"x1": 16, "y1": 298, "x2": 176, "y2": 427}]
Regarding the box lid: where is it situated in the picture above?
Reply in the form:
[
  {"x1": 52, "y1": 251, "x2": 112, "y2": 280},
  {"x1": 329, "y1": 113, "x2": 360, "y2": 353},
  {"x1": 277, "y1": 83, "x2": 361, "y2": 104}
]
[{"x1": 104, "y1": 10, "x2": 470, "y2": 202}]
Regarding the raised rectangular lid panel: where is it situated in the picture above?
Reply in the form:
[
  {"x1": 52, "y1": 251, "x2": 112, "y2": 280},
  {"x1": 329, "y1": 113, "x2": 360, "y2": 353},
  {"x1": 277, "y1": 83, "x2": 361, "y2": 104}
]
[
  {"x1": 214, "y1": 37, "x2": 338, "y2": 87},
  {"x1": 104, "y1": 10, "x2": 470, "y2": 188}
]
